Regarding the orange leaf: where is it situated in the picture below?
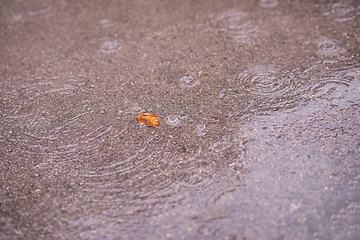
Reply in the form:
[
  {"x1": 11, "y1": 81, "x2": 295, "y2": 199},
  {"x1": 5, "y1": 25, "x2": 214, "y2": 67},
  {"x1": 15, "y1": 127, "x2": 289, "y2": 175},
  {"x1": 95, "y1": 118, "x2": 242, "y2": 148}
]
[{"x1": 137, "y1": 113, "x2": 159, "y2": 129}]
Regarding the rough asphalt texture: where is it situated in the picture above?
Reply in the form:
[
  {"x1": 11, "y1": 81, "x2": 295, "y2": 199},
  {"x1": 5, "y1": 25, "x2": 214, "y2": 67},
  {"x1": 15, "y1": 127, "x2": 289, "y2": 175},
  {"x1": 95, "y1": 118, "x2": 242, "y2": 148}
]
[{"x1": 1, "y1": 0, "x2": 360, "y2": 239}]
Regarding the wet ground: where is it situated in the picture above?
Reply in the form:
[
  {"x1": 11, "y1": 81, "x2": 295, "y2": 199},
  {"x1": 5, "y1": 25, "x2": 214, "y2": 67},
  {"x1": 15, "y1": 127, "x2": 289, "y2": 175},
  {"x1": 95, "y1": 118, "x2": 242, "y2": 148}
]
[{"x1": 1, "y1": 0, "x2": 360, "y2": 239}]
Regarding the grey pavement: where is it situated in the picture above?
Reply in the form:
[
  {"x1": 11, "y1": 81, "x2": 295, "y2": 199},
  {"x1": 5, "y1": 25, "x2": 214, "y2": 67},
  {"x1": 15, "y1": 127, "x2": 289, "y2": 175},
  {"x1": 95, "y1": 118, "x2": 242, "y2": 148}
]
[{"x1": 1, "y1": 0, "x2": 360, "y2": 239}]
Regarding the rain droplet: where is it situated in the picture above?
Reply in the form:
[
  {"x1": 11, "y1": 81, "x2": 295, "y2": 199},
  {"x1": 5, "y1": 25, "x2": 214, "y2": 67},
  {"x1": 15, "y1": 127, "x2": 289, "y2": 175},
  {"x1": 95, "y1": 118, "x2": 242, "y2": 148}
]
[
  {"x1": 179, "y1": 76, "x2": 200, "y2": 88},
  {"x1": 195, "y1": 123, "x2": 207, "y2": 136},
  {"x1": 99, "y1": 40, "x2": 122, "y2": 53},
  {"x1": 314, "y1": 37, "x2": 346, "y2": 56},
  {"x1": 164, "y1": 115, "x2": 183, "y2": 127}
]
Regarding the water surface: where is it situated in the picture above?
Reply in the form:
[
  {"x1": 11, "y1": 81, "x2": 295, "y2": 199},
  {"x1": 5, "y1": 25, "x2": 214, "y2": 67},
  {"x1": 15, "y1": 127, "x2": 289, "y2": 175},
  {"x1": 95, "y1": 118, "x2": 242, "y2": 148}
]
[{"x1": 1, "y1": 0, "x2": 360, "y2": 239}]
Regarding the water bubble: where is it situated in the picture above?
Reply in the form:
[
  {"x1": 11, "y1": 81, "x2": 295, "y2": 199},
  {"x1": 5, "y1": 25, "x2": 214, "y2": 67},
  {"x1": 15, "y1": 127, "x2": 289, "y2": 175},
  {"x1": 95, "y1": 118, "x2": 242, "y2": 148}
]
[
  {"x1": 229, "y1": 160, "x2": 244, "y2": 171},
  {"x1": 227, "y1": 16, "x2": 245, "y2": 29},
  {"x1": 315, "y1": 37, "x2": 346, "y2": 56},
  {"x1": 236, "y1": 66, "x2": 296, "y2": 97},
  {"x1": 195, "y1": 123, "x2": 207, "y2": 136},
  {"x1": 99, "y1": 40, "x2": 122, "y2": 53},
  {"x1": 260, "y1": 0, "x2": 279, "y2": 8},
  {"x1": 164, "y1": 115, "x2": 182, "y2": 127},
  {"x1": 179, "y1": 76, "x2": 200, "y2": 88},
  {"x1": 215, "y1": 10, "x2": 248, "y2": 21}
]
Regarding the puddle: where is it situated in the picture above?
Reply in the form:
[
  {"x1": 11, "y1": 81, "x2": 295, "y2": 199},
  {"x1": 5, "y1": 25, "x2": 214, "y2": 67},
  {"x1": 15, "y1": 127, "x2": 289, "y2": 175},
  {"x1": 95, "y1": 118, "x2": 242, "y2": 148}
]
[{"x1": 1, "y1": 0, "x2": 360, "y2": 239}]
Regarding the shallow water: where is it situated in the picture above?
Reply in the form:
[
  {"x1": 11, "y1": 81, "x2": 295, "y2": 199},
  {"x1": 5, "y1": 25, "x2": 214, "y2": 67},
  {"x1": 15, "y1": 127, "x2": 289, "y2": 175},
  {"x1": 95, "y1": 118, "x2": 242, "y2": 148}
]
[{"x1": 1, "y1": 0, "x2": 360, "y2": 239}]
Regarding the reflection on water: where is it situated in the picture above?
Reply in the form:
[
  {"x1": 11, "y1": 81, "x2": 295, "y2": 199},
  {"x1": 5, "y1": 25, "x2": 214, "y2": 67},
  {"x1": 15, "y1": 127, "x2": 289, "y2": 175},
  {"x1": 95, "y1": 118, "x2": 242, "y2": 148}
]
[{"x1": 1, "y1": 0, "x2": 360, "y2": 239}]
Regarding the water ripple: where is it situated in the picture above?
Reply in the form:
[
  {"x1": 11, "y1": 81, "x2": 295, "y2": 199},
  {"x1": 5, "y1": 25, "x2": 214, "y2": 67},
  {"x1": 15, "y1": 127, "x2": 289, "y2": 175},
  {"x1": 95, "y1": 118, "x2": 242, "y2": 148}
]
[
  {"x1": 236, "y1": 66, "x2": 296, "y2": 97},
  {"x1": 211, "y1": 136, "x2": 232, "y2": 153},
  {"x1": 195, "y1": 122, "x2": 207, "y2": 136},
  {"x1": 260, "y1": 0, "x2": 279, "y2": 8},
  {"x1": 2, "y1": 82, "x2": 79, "y2": 122},
  {"x1": 54, "y1": 115, "x2": 245, "y2": 208},
  {"x1": 214, "y1": 10, "x2": 259, "y2": 44},
  {"x1": 228, "y1": 21, "x2": 260, "y2": 44},
  {"x1": 164, "y1": 115, "x2": 185, "y2": 127},
  {"x1": 28, "y1": 6, "x2": 52, "y2": 16},
  {"x1": 324, "y1": 3, "x2": 360, "y2": 22},
  {"x1": 74, "y1": 133, "x2": 211, "y2": 202},
  {"x1": 315, "y1": 37, "x2": 346, "y2": 56},
  {"x1": 179, "y1": 76, "x2": 200, "y2": 89},
  {"x1": 99, "y1": 39, "x2": 122, "y2": 53},
  {"x1": 308, "y1": 68, "x2": 360, "y2": 100},
  {"x1": 223, "y1": 62, "x2": 360, "y2": 114}
]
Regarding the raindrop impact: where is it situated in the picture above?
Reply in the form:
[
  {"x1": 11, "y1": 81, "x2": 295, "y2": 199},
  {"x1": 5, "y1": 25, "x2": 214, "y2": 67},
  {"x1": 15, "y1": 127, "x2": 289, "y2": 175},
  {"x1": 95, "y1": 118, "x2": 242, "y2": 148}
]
[
  {"x1": 195, "y1": 123, "x2": 207, "y2": 136},
  {"x1": 214, "y1": 10, "x2": 259, "y2": 44},
  {"x1": 314, "y1": 37, "x2": 346, "y2": 56},
  {"x1": 330, "y1": 3, "x2": 360, "y2": 22},
  {"x1": 164, "y1": 115, "x2": 183, "y2": 127},
  {"x1": 236, "y1": 66, "x2": 296, "y2": 97},
  {"x1": 99, "y1": 40, "x2": 122, "y2": 53},
  {"x1": 179, "y1": 76, "x2": 200, "y2": 88}
]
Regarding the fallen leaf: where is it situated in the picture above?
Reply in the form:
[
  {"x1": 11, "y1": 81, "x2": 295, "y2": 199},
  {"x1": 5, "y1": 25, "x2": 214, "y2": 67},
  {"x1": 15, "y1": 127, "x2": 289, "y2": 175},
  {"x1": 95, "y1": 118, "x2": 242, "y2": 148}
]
[{"x1": 137, "y1": 113, "x2": 160, "y2": 129}]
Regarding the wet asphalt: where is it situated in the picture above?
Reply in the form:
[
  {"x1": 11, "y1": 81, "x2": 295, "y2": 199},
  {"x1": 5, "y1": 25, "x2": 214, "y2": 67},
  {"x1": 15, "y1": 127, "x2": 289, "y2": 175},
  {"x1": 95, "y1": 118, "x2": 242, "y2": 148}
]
[{"x1": 1, "y1": 0, "x2": 360, "y2": 239}]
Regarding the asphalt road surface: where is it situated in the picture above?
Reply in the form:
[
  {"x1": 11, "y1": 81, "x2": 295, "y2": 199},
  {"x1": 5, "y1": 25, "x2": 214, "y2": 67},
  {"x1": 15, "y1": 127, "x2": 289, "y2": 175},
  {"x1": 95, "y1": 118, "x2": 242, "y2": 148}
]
[{"x1": 1, "y1": 0, "x2": 360, "y2": 239}]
